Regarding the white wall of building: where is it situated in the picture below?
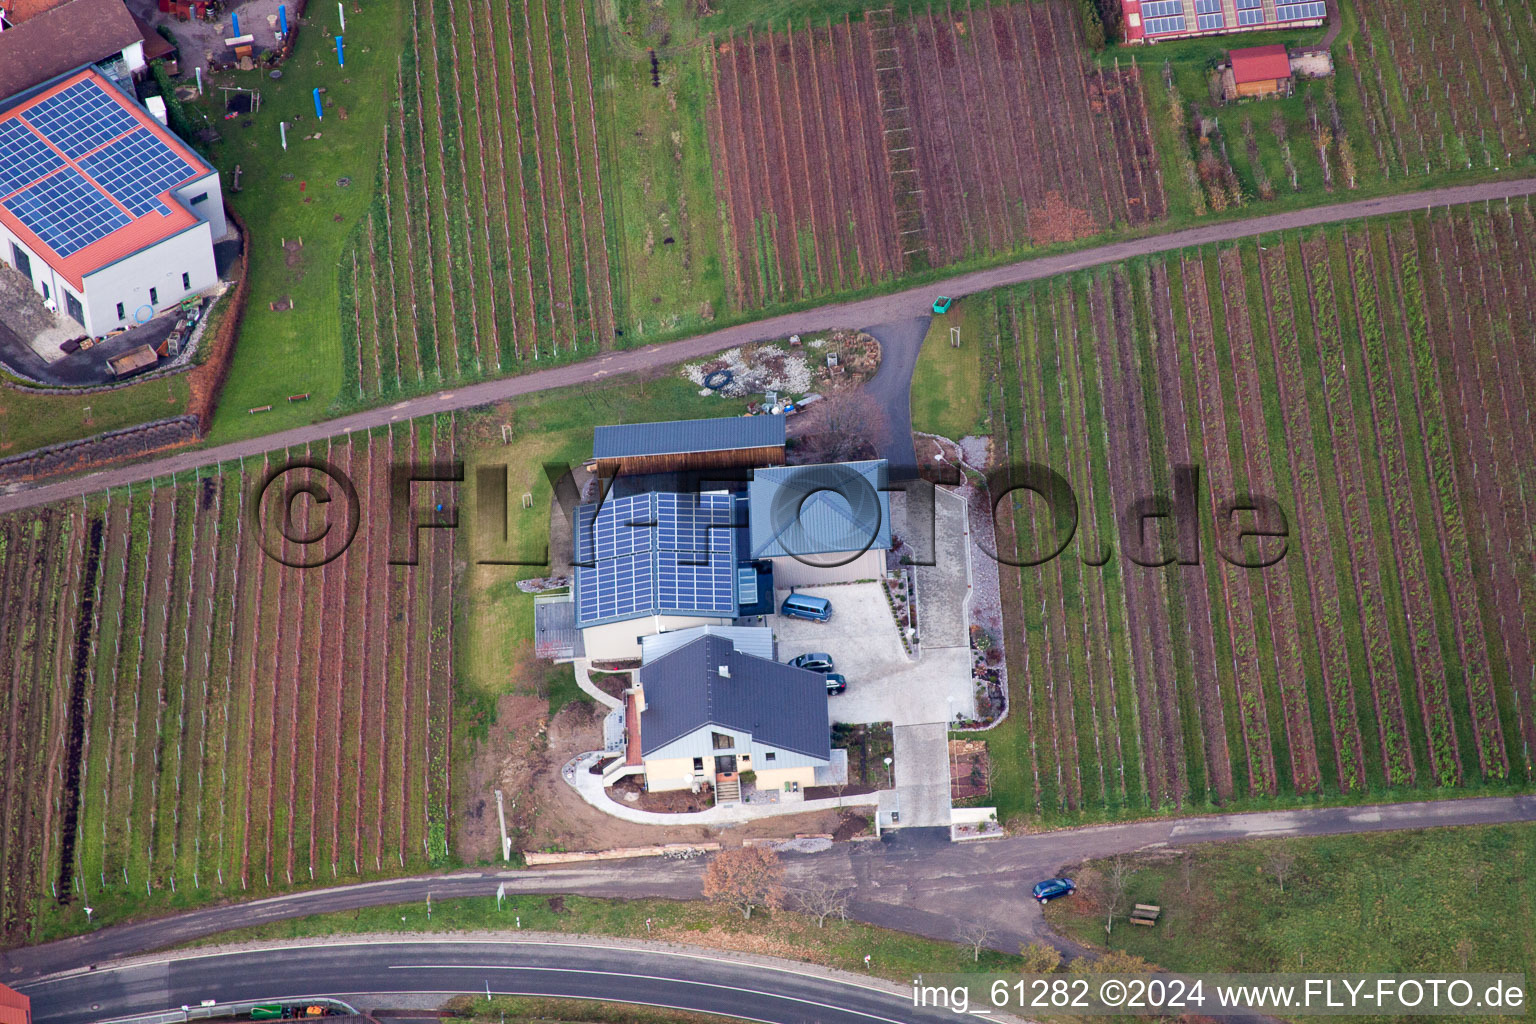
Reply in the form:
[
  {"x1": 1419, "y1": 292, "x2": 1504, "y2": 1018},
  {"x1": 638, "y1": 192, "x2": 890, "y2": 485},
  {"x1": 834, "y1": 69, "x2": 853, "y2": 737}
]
[
  {"x1": 770, "y1": 549, "x2": 885, "y2": 588},
  {"x1": 79, "y1": 219, "x2": 216, "y2": 335},
  {"x1": 175, "y1": 171, "x2": 227, "y2": 239}
]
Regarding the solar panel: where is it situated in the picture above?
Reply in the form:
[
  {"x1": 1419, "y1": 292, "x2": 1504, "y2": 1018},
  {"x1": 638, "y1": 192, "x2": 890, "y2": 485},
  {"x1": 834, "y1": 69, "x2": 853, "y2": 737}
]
[
  {"x1": 1144, "y1": 14, "x2": 1186, "y2": 33},
  {"x1": 656, "y1": 550, "x2": 736, "y2": 615},
  {"x1": 577, "y1": 553, "x2": 655, "y2": 624},
  {"x1": 24, "y1": 79, "x2": 139, "y2": 159},
  {"x1": 1274, "y1": 1, "x2": 1325, "y2": 20},
  {"x1": 3, "y1": 167, "x2": 130, "y2": 257},
  {"x1": 79, "y1": 127, "x2": 195, "y2": 217},
  {"x1": 655, "y1": 492, "x2": 734, "y2": 554},
  {"x1": 0, "y1": 118, "x2": 63, "y2": 197}
]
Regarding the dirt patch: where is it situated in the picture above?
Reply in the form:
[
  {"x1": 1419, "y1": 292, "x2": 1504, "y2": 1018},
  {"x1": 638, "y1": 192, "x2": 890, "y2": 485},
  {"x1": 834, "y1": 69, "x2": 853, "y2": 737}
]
[
  {"x1": 949, "y1": 738, "x2": 990, "y2": 800},
  {"x1": 831, "y1": 812, "x2": 870, "y2": 841},
  {"x1": 608, "y1": 775, "x2": 715, "y2": 813},
  {"x1": 588, "y1": 670, "x2": 631, "y2": 701},
  {"x1": 269, "y1": 296, "x2": 292, "y2": 311},
  {"x1": 456, "y1": 692, "x2": 549, "y2": 864},
  {"x1": 283, "y1": 238, "x2": 304, "y2": 271}
]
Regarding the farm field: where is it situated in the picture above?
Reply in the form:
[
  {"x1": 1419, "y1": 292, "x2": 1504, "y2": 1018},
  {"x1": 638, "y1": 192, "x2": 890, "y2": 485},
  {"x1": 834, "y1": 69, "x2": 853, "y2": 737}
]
[
  {"x1": 338, "y1": 0, "x2": 618, "y2": 400},
  {"x1": 979, "y1": 199, "x2": 1536, "y2": 821},
  {"x1": 0, "y1": 420, "x2": 456, "y2": 945},
  {"x1": 705, "y1": 0, "x2": 1165, "y2": 309}
]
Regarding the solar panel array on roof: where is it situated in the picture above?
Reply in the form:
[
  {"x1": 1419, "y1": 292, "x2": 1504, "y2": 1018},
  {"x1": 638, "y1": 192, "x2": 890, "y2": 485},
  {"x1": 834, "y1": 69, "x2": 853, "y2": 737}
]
[
  {"x1": 0, "y1": 118, "x2": 62, "y2": 196},
  {"x1": 23, "y1": 78, "x2": 137, "y2": 158},
  {"x1": 5, "y1": 167, "x2": 129, "y2": 257},
  {"x1": 79, "y1": 127, "x2": 194, "y2": 217},
  {"x1": 575, "y1": 491, "x2": 739, "y2": 626}
]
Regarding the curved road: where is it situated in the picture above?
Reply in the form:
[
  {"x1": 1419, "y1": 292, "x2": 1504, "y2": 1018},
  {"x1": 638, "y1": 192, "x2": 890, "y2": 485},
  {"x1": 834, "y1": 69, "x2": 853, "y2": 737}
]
[
  {"x1": 22, "y1": 940, "x2": 972, "y2": 1024},
  {"x1": 7, "y1": 795, "x2": 1533, "y2": 989},
  {"x1": 5, "y1": 176, "x2": 1536, "y2": 513}
]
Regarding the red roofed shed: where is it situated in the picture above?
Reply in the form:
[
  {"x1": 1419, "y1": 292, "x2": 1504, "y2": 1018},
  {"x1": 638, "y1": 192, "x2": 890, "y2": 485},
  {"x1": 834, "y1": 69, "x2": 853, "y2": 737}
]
[
  {"x1": 0, "y1": 983, "x2": 30, "y2": 1024},
  {"x1": 1229, "y1": 44, "x2": 1292, "y2": 97}
]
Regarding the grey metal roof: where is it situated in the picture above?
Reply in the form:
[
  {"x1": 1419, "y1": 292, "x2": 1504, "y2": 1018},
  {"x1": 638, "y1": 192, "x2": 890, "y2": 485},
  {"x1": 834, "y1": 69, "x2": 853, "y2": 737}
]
[
  {"x1": 641, "y1": 625, "x2": 776, "y2": 665},
  {"x1": 593, "y1": 414, "x2": 786, "y2": 460},
  {"x1": 748, "y1": 460, "x2": 892, "y2": 559},
  {"x1": 638, "y1": 635, "x2": 830, "y2": 760}
]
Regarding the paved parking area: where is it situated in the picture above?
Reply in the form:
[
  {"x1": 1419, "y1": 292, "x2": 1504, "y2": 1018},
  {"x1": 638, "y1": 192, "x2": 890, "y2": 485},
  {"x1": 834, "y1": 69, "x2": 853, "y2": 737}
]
[{"x1": 772, "y1": 583, "x2": 974, "y2": 727}]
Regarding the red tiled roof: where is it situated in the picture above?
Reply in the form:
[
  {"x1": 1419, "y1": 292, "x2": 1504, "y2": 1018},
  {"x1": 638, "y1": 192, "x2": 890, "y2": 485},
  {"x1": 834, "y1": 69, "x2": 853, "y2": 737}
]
[
  {"x1": 0, "y1": 982, "x2": 29, "y2": 1024},
  {"x1": 0, "y1": 0, "x2": 141, "y2": 101},
  {"x1": 0, "y1": 68, "x2": 210, "y2": 290},
  {"x1": 1230, "y1": 44, "x2": 1291, "y2": 84}
]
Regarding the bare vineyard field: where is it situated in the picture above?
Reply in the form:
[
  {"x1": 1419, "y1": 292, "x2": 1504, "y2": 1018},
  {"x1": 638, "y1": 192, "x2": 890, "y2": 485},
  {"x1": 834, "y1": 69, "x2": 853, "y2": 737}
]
[
  {"x1": 705, "y1": 0, "x2": 1164, "y2": 309},
  {"x1": 0, "y1": 421, "x2": 456, "y2": 945},
  {"x1": 983, "y1": 201, "x2": 1536, "y2": 820},
  {"x1": 339, "y1": 0, "x2": 618, "y2": 402}
]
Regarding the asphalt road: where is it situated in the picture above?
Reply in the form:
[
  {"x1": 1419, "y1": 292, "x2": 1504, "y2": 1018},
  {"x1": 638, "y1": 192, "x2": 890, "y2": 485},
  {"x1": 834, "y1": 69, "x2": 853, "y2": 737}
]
[
  {"x1": 21, "y1": 940, "x2": 968, "y2": 1024},
  {"x1": 5, "y1": 175, "x2": 1536, "y2": 513},
  {"x1": 8, "y1": 795, "x2": 1533, "y2": 986}
]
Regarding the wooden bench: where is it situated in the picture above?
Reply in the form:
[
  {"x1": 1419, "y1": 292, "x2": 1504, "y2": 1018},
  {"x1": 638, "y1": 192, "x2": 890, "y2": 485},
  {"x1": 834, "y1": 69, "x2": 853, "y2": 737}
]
[{"x1": 1130, "y1": 904, "x2": 1162, "y2": 926}]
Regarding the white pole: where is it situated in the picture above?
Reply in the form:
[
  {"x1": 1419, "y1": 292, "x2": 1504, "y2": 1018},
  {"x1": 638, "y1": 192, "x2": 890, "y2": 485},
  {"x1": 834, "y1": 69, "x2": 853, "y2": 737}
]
[
  {"x1": 280, "y1": 121, "x2": 287, "y2": 150},
  {"x1": 337, "y1": 1, "x2": 345, "y2": 31},
  {"x1": 195, "y1": 66, "x2": 203, "y2": 95}
]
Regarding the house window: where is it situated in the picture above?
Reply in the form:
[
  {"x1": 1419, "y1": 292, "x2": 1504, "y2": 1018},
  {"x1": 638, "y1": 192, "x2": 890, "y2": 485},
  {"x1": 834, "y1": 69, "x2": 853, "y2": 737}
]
[
  {"x1": 692, "y1": 757, "x2": 704, "y2": 772},
  {"x1": 182, "y1": 272, "x2": 190, "y2": 290},
  {"x1": 711, "y1": 731, "x2": 734, "y2": 750},
  {"x1": 149, "y1": 287, "x2": 158, "y2": 305},
  {"x1": 764, "y1": 752, "x2": 776, "y2": 761},
  {"x1": 190, "y1": 192, "x2": 209, "y2": 206},
  {"x1": 41, "y1": 282, "x2": 49, "y2": 301},
  {"x1": 116, "y1": 302, "x2": 125, "y2": 320}
]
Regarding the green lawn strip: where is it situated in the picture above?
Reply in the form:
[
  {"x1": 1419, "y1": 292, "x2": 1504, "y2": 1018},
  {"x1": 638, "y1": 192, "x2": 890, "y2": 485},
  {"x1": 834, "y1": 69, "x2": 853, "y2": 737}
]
[
  {"x1": 173, "y1": 484, "x2": 215, "y2": 885},
  {"x1": 450, "y1": 994, "x2": 740, "y2": 1024},
  {"x1": 980, "y1": 290, "x2": 1037, "y2": 821},
  {"x1": 399, "y1": 39, "x2": 445, "y2": 383},
  {"x1": 1035, "y1": 283, "x2": 1109, "y2": 810},
  {"x1": 180, "y1": 892, "x2": 1022, "y2": 983},
  {"x1": 192, "y1": 0, "x2": 392, "y2": 438},
  {"x1": 910, "y1": 306, "x2": 985, "y2": 440},
  {"x1": 427, "y1": 0, "x2": 476, "y2": 376},
  {"x1": 1253, "y1": 239, "x2": 1360, "y2": 794},
  {"x1": 1324, "y1": 227, "x2": 1437, "y2": 782},
  {"x1": 1364, "y1": 221, "x2": 1480, "y2": 778},
  {"x1": 104, "y1": 494, "x2": 143, "y2": 890},
  {"x1": 1282, "y1": 232, "x2": 1386, "y2": 790},
  {"x1": 448, "y1": 0, "x2": 500, "y2": 374},
  {"x1": 1201, "y1": 246, "x2": 1288, "y2": 794},
  {"x1": 1005, "y1": 286, "x2": 1060, "y2": 814},
  {"x1": 1237, "y1": 240, "x2": 1335, "y2": 794},
  {"x1": 0, "y1": 375, "x2": 192, "y2": 458},
  {"x1": 131, "y1": 489, "x2": 173, "y2": 889},
  {"x1": 1, "y1": 518, "x2": 43, "y2": 919},
  {"x1": 1021, "y1": 280, "x2": 1088, "y2": 810},
  {"x1": 156, "y1": 485, "x2": 196, "y2": 885},
  {"x1": 25, "y1": 513, "x2": 71, "y2": 909},
  {"x1": 198, "y1": 472, "x2": 242, "y2": 890},
  {"x1": 1067, "y1": 274, "x2": 1148, "y2": 811},
  {"x1": 410, "y1": 422, "x2": 436, "y2": 864},
  {"x1": 1045, "y1": 824, "x2": 1536, "y2": 992},
  {"x1": 80, "y1": 498, "x2": 128, "y2": 894}
]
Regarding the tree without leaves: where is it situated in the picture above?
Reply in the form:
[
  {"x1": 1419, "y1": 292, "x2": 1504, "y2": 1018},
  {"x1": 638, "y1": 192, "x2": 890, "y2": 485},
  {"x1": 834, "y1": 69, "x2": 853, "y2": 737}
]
[
  {"x1": 1264, "y1": 848, "x2": 1297, "y2": 893},
  {"x1": 1102, "y1": 856, "x2": 1134, "y2": 933},
  {"x1": 702, "y1": 846, "x2": 785, "y2": 920},
  {"x1": 792, "y1": 389, "x2": 890, "y2": 465},
  {"x1": 1019, "y1": 941, "x2": 1062, "y2": 974},
  {"x1": 793, "y1": 877, "x2": 850, "y2": 928},
  {"x1": 958, "y1": 922, "x2": 995, "y2": 962}
]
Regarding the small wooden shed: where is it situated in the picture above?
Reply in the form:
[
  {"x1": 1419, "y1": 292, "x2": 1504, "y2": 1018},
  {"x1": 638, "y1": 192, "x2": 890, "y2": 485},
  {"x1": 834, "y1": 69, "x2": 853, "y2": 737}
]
[
  {"x1": 586, "y1": 414, "x2": 786, "y2": 477},
  {"x1": 1227, "y1": 44, "x2": 1292, "y2": 99}
]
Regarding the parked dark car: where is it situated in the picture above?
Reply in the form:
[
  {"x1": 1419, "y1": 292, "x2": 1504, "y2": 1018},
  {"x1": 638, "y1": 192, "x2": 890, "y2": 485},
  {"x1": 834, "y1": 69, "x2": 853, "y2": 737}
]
[
  {"x1": 789, "y1": 652, "x2": 835, "y2": 673},
  {"x1": 1031, "y1": 877, "x2": 1076, "y2": 903},
  {"x1": 824, "y1": 672, "x2": 847, "y2": 695}
]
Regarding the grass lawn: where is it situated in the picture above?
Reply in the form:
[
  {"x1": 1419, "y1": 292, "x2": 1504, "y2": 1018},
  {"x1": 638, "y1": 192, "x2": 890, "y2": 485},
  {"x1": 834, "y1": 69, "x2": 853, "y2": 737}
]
[
  {"x1": 184, "y1": 891, "x2": 1022, "y2": 983},
  {"x1": 182, "y1": 3, "x2": 400, "y2": 442},
  {"x1": 0, "y1": 373, "x2": 190, "y2": 456},
  {"x1": 910, "y1": 302, "x2": 986, "y2": 441},
  {"x1": 1045, "y1": 824, "x2": 1536, "y2": 1020},
  {"x1": 446, "y1": 996, "x2": 738, "y2": 1024}
]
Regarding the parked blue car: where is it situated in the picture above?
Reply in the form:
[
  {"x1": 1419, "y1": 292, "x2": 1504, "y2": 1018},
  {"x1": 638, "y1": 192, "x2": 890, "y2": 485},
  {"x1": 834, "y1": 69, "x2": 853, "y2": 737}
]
[{"x1": 1031, "y1": 877, "x2": 1076, "y2": 903}]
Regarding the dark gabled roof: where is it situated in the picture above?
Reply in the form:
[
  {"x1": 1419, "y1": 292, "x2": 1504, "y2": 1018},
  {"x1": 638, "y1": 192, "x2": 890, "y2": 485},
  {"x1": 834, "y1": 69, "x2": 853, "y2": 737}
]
[
  {"x1": 593, "y1": 414, "x2": 786, "y2": 460},
  {"x1": 0, "y1": 0, "x2": 139, "y2": 104},
  {"x1": 748, "y1": 460, "x2": 892, "y2": 559},
  {"x1": 638, "y1": 636, "x2": 830, "y2": 761}
]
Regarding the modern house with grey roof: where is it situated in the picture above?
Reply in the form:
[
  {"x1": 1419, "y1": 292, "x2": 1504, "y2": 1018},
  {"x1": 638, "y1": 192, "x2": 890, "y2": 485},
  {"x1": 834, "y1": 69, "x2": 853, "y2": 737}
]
[
  {"x1": 748, "y1": 460, "x2": 892, "y2": 586},
  {"x1": 635, "y1": 633, "x2": 830, "y2": 796},
  {"x1": 586, "y1": 414, "x2": 786, "y2": 477}
]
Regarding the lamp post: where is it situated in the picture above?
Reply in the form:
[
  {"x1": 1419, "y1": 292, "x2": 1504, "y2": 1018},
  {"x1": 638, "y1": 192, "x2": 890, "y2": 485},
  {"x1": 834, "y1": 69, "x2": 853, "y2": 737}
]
[{"x1": 883, "y1": 756, "x2": 893, "y2": 788}]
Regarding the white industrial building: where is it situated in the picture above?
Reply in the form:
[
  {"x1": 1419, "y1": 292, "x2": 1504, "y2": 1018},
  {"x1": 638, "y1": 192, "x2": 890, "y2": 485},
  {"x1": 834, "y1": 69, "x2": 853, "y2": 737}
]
[{"x1": 0, "y1": 68, "x2": 224, "y2": 338}]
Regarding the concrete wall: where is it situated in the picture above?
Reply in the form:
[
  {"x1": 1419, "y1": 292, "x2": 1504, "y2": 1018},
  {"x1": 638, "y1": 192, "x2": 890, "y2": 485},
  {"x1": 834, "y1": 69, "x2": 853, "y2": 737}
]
[
  {"x1": 581, "y1": 614, "x2": 730, "y2": 661},
  {"x1": 770, "y1": 549, "x2": 884, "y2": 588},
  {"x1": 80, "y1": 220, "x2": 217, "y2": 335}
]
